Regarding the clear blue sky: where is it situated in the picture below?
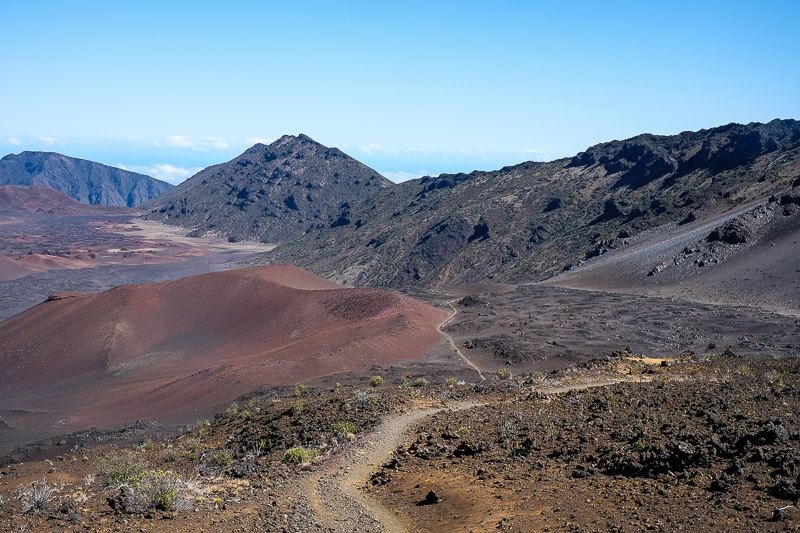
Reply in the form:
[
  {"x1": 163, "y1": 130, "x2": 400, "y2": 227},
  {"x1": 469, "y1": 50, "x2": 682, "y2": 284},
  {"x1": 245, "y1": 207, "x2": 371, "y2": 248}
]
[{"x1": 1, "y1": 0, "x2": 797, "y2": 183}]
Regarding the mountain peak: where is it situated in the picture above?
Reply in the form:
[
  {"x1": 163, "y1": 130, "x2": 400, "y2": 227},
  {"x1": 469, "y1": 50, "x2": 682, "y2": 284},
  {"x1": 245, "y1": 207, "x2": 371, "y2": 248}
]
[{"x1": 144, "y1": 136, "x2": 391, "y2": 243}]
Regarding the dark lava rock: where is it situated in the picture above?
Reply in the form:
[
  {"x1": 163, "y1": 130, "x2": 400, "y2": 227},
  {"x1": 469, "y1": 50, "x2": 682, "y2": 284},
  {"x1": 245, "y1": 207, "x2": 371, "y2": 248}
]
[
  {"x1": 458, "y1": 295, "x2": 486, "y2": 307},
  {"x1": 773, "y1": 506, "x2": 792, "y2": 521},
  {"x1": 591, "y1": 199, "x2": 625, "y2": 225},
  {"x1": 418, "y1": 490, "x2": 441, "y2": 505},
  {"x1": 543, "y1": 197, "x2": 562, "y2": 212},
  {"x1": 467, "y1": 218, "x2": 490, "y2": 243},
  {"x1": 453, "y1": 441, "x2": 487, "y2": 458},
  {"x1": 706, "y1": 220, "x2": 752, "y2": 245},
  {"x1": 678, "y1": 212, "x2": 696, "y2": 225}
]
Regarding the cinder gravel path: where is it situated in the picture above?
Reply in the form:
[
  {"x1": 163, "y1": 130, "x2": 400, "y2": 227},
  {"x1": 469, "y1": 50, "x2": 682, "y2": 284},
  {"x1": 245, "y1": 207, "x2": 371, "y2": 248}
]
[
  {"x1": 440, "y1": 300, "x2": 486, "y2": 381},
  {"x1": 291, "y1": 401, "x2": 483, "y2": 532}
]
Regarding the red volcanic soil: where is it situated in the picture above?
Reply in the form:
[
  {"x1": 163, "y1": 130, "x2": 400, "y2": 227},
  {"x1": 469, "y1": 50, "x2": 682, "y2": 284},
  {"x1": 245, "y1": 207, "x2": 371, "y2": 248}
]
[
  {"x1": 0, "y1": 254, "x2": 96, "y2": 281},
  {"x1": 0, "y1": 265, "x2": 448, "y2": 441},
  {"x1": 0, "y1": 185, "x2": 126, "y2": 215}
]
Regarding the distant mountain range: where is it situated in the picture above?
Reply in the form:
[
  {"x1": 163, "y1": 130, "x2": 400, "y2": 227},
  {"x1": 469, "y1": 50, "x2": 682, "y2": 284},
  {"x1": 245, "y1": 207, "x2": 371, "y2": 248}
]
[
  {"x1": 143, "y1": 134, "x2": 390, "y2": 243},
  {"x1": 0, "y1": 184, "x2": 125, "y2": 215},
  {"x1": 3, "y1": 121, "x2": 797, "y2": 291},
  {"x1": 0, "y1": 151, "x2": 172, "y2": 207},
  {"x1": 256, "y1": 119, "x2": 800, "y2": 288}
]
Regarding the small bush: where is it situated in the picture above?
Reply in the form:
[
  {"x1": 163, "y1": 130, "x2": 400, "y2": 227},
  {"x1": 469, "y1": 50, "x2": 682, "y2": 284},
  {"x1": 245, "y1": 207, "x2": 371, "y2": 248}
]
[
  {"x1": 97, "y1": 455, "x2": 148, "y2": 487},
  {"x1": 293, "y1": 384, "x2": 308, "y2": 397},
  {"x1": 197, "y1": 419, "x2": 211, "y2": 436},
  {"x1": 446, "y1": 377, "x2": 459, "y2": 387},
  {"x1": 369, "y1": 375, "x2": 385, "y2": 387},
  {"x1": 17, "y1": 479, "x2": 57, "y2": 514},
  {"x1": 283, "y1": 447, "x2": 320, "y2": 464},
  {"x1": 332, "y1": 421, "x2": 356, "y2": 437},
  {"x1": 353, "y1": 390, "x2": 379, "y2": 405},
  {"x1": 252, "y1": 438, "x2": 267, "y2": 457},
  {"x1": 209, "y1": 449, "x2": 233, "y2": 468},
  {"x1": 291, "y1": 402, "x2": 305, "y2": 415},
  {"x1": 226, "y1": 403, "x2": 240, "y2": 417},
  {"x1": 120, "y1": 469, "x2": 194, "y2": 513},
  {"x1": 412, "y1": 377, "x2": 428, "y2": 388},
  {"x1": 495, "y1": 368, "x2": 512, "y2": 380}
]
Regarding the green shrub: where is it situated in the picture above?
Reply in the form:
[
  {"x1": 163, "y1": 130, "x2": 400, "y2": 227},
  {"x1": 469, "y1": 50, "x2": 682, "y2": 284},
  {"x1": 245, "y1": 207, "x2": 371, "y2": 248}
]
[
  {"x1": 369, "y1": 375, "x2": 385, "y2": 387},
  {"x1": 283, "y1": 447, "x2": 320, "y2": 464},
  {"x1": 412, "y1": 377, "x2": 428, "y2": 387},
  {"x1": 495, "y1": 368, "x2": 512, "y2": 380},
  {"x1": 120, "y1": 469, "x2": 194, "y2": 513},
  {"x1": 293, "y1": 384, "x2": 308, "y2": 397},
  {"x1": 97, "y1": 455, "x2": 148, "y2": 487},
  {"x1": 209, "y1": 449, "x2": 233, "y2": 468},
  {"x1": 332, "y1": 420, "x2": 357, "y2": 437}
]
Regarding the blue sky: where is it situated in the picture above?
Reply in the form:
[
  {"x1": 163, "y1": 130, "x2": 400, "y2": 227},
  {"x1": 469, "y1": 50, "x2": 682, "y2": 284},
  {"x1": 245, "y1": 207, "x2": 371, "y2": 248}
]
[{"x1": 1, "y1": 1, "x2": 798, "y2": 184}]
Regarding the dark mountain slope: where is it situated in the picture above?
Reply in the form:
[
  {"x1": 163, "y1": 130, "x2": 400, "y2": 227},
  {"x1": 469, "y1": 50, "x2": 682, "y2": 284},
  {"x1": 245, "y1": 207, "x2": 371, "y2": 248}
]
[
  {"x1": 259, "y1": 119, "x2": 800, "y2": 288},
  {"x1": 0, "y1": 152, "x2": 172, "y2": 207},
  {"x1": 143, "y1": 134, "x2": 391, "y2": 243}
]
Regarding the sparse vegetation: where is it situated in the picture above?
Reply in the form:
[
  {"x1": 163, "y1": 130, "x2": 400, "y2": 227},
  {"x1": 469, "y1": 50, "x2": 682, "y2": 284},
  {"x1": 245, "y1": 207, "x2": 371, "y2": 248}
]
[
  {"x1": 209, "y1": 449, "x2": 233, "y2": 468},
  {"x1": 17, "y1": 479, "x2": 57, "y2": 514},
  {"x1": 411, "y1": 377, "x2": 428, "y2": 387},
  {"x1": 293, "y1": 384, "x2": 308, "y2": 397},
  {"x1": 369, "y1": 375, "x2": 385, "y2": 387},
  {"x1": 495, "y1": 367, "x2": 512, "y2": 380},
  {"x1": 332, "y1": 420, "x2": 357, "y2": 437},
  {"x1": 283, "y1": 446, "x2": 320, "y2": 465},
  {"x1": 96, "y1": 455, "x2": 148, "y2": 487},
  {"x1": 353, "y1": 390, "x2": 379, "y2": 405},
  {"x1": 120, "y1": 469, "x2": 195, "y2": 513}
]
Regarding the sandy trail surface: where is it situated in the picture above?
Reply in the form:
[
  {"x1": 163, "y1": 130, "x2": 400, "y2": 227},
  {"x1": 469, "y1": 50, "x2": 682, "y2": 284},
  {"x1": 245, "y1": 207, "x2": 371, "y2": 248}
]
[{"x1": 296, "y1": 376, "x2": 646, "y2": 532}]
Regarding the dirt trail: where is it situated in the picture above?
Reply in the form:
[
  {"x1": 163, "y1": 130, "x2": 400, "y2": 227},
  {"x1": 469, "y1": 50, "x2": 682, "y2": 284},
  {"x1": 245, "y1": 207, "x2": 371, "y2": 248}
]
[
  {"x1": 302, "y1": 400, "x2": 481, "y2": 532},
  {"x1": 439, "y1": 300, "x2": 486, "y2": 381},
  {"x1": 298, "y1": 375, "x2": 646, "y2": 531}
]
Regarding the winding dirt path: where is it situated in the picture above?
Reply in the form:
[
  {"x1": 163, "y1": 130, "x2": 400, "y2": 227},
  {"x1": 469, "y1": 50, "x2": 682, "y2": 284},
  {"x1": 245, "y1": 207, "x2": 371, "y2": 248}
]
[
  {"x1": 296, "y1": 374, "x2": 652, "y2": 531},
  {"x1": 439, "y1": 299, "x2": 486, "y2": 381},
  {"x1": 303, "y1": 400, "x2": 482, "y2": 532}
]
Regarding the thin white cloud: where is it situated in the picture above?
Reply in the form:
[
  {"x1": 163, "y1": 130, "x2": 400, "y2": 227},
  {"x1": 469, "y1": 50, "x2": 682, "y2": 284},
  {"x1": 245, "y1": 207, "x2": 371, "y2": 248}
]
[
  {"x1": 355, "y1": 144, "x2": 432, "y2": 157},
  {"x1": 165, "y1": 135, "x2": 195, "y2": 148},
  {"x1": 380, "y1": 170, "x2": 430, "y2": 183},
  {"x1": 38, "y1": 136, "x2": 58, "y2": 146},
  {"x1": 7, "y1": 136, "x2": 21, "y2": 146},
  {"x1": 208, "y1": 137, "x2": 229, "y2": 149},
  {"x1": 116, "y1": 163, "x2": 203, "y2": 185},
  {"x1": 165, "y1": 135, "x2": 230, "y2": 150},
  {"x1": 245, "y1": 137, "x2": 272, "y2": 146},
  {"x1": 520, "y1": 148, "x2": 549, "y2": 160}
]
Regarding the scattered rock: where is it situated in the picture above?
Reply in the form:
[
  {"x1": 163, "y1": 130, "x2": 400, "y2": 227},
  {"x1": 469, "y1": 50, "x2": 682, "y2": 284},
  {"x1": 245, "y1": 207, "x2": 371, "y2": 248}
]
[{"x1": 417, "y1": 490, "x2": 441, "y2": 505}]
